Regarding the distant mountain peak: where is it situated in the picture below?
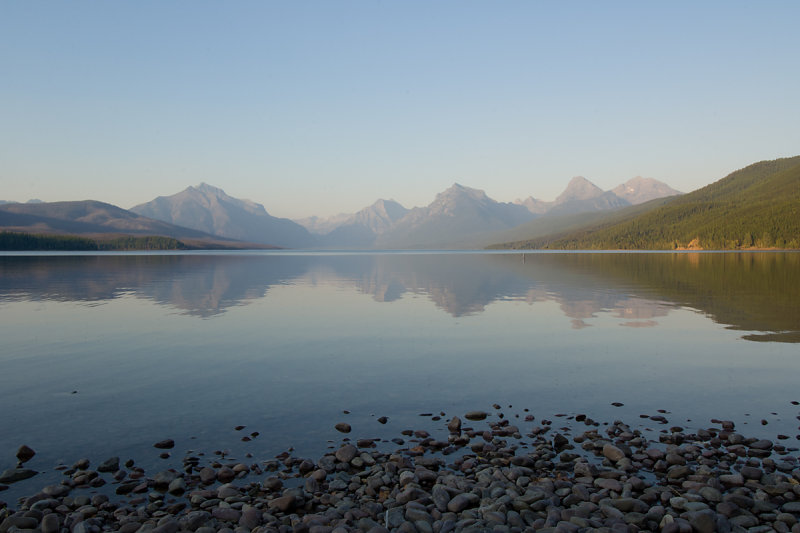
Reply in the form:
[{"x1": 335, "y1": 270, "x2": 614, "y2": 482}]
[
  {"x1": 131, "y1": 184, "x2": 315, "y2": 248},
  {"x1": 611, "y1": 177, "x2": 682, "y2": 205},
  {"x1": 555, "y1": 177, "x2": 605, "y2": 204}
]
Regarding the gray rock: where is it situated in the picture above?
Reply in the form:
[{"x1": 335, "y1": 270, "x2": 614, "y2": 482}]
[
  {"x1": 199, "y1": 466, "x2": 216, "y2": 484},
  {"x1": 335, "y1": 444, "x2": 358, "y2": 463},
  {"x1": 217, "y1": 483, "x2": 240, "y2": 499},
  {"x1": 41, "y1": 484, "x2": 70, "y2": 497},
  {"x1": 153, "y1": 439, "x2": 175, "y2": 449},
  {"x1": 783, "y1": 502, "x2": 800, "y2": 514},
  {"x1": 448, "y1": 416, "x2": 462, "y2": 432},
  {"x1": 432, "y1": 485, "x2": 451, "y2": 512},
  {"x1": 594, "y1": 478, "x2": 623, "y2": 492},
  {"x1": 0, "y1": 516, "x2": 39, "y2": 531},
  {"x1": 698, "y1": 486, "x2": 722, "y2": 503},
  {"x1": 464, "y1": 411, "x2": 488, "y2": 421},
  {"x1": 16, "y1": 445, "x2": 35, "y2": 463},
  {"x1": 268, "y1": 494, "x2": 297, "y2": 513},
  {"x1": 239, "y1": 506, "x2": 261, "y2": 529},
  {"x1": 602, "y1": 444, "x2": 625, "y2": 462},
  {"x1": 405, "y1": 507, "x2": 432, "y2": 523},
  {"x1": 447, "y1": 492, "x2": 479, "y2": 512},
  {"x1": 719, "y1": 473, "x2": 744, "y2": 486},
  {"x1": 686, "y1": 510, "x2": 716, "y2": 533},
  {"x1": 217, "y1": 466, "x2": 236, "y2": 483},
  {"x1": 97, "y1": 456, "x2": 119, "y2": 473},
  {"x1": 385, "y1": 507, "x2": 404, "y2": 528},
  {"x1": 151, "y1": 519, "x2": 180, "y2": 533},
  {"x1": 0, "y1": 468, "x2": 37, "y2": 483},
  {"x1": 185, "y1": 511, "x2": 212, "y2": 530},
  {"x1": 167, "y1": 477, "x2": 186, "y2": 495},
  {"x1": 212, "y1": 508, "x2": 242, "y2": 522},
  {"x1": 40, "y1": 513, "x2": 60, "y2": 533}
]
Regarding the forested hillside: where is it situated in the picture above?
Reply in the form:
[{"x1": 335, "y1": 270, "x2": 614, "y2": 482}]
[{"x1": 494, "y1": 156, "x2": 800, "y2": 250}]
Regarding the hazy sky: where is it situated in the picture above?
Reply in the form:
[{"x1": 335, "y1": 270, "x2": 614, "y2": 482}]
[{"x1": 2, "y1": 2, "x2": 798, "y2": 218}]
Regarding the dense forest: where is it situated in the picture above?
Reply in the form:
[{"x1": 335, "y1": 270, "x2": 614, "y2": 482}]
[
  {"x1": 493, "y1": 156, "x2": 800, "y2": 250},
  {"x1": 0, "y1": 232, "x2": 188, "y2": 251}
]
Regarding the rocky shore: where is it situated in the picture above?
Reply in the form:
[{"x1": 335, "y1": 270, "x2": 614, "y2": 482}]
[{"x1": 2, "y1": 407, "x2": 800, "y2": 533}]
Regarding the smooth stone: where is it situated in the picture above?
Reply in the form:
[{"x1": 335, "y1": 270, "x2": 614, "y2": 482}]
[
  {"x1": 199, "y1": 467, "x2": 216, "y2": 484},
  {"x1": 217, "y1": 466, "x2": 236, "y2": 483},
  {"x1": 268, "y1": 494, "x2": 297, "y2": 513},
  {"x1": 217, "y1": 483, "x2": 240, "y2": 499},
  {"x1": 447, "y1": 492, "x2": 479, "y2": 512},
  {"x1": 0, "y1": 516, "x2": 39, "y2": 530},
  {"x1": 447, "y1": 416, "x2": 462, "y2": 432},
  {"x1": 97, "y1": 457, "x2": 119, "y2": 473},
  {"x1": 212, "y1": 508, "x2": 242, "y2": 522},
  {"x1": 750, "y1": 439, "x2": 774, "y2": 450},
  {"x1": 334, "y1": 422, "x2": 352, "y2": 433},
  {"x1": 698, "y1": 486, "x2": 722, "y2": 503},
  {"x1": 686, "y1": 510, "x2": 716, "y2": 533},
  {"x1": 666, "y1": 465, "x2": 692, "y2": 479},
  {"x1": 335, "y1": 444, "x2": 358, "y2": 463},
  {"x1": 41, "y1": 484, "x2": 70, "y2": 498},
  {"x1": 239, "y1": 506, "x2": 261, "y2": 529},
  {"x1": 405, "y1": 507, "x2": 433, "y2": 523},
  {"x1": 167, "y1": 477, "x2": 186, "y2": 495},
  {"x1": 594, "y1": 478, "x2": 623, "y2": 492},
  {"x1": 464, "y1": 411, "x2": 488, "y2": 421},
  {"x1": 432, "y1": 485, "x2": 451, "y2": 512},
  {"x1": 41, "y1": 513, "x2": 60, "y2": 533},
  {"x1": 151, "y1": 519, "x2": 180, "y2": 533},
  {"x1": 153, "y1": 439, "x2": 175, "y2": 449},
  {"x1": 740, "y1": 465, "x2": 763, "y2": 480},
  {"x1": 0, "y1": 468, "x2": 37, "y2": 483},
  {"x1": 783, "y1": 502, "x2": 800, "y2": 513},
  {"x1": 602, "y1": 444, "x2": 626, "y2": 462},
  {"x1": 186, "y1": 511, "x2": 212, "y2": 530},
  {"x1": 385, "y1": 507, "x2": 404, "y2": 528},
  {"x1": 719, "y1": 473, "x2": 744, "y2": 486}
]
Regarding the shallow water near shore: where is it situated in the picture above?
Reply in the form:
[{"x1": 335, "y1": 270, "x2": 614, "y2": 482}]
[{"x1": 1, "y1": 250, "x2": 799, "y2": 503}]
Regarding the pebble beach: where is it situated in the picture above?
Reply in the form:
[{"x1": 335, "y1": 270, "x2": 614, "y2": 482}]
[{"x1": 2, "y1": 406, "x2": 800, "y2": 533}]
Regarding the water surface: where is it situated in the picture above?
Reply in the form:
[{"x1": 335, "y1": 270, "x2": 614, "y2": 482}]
[{"x1": 1, "y1": 251, "x2": 798, "y2": 500}]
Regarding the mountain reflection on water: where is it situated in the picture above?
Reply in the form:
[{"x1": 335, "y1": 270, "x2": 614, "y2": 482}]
[{"x1": 0, "y1": 251, "x2": 797, "y2": 342}]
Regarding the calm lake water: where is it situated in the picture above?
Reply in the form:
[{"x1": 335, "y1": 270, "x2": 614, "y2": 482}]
[{"x1": 1, "y1": 251, "x2": 799, "y2": 500}]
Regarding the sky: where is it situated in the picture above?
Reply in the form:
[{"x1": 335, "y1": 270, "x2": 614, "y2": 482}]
[{"x1": 1, "y1": 2, "x2": 799, "y2": 219}]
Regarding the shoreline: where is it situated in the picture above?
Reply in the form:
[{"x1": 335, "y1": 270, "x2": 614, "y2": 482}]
[{"x1": 2, "y1": 408, "x2": 800, "y2": 532}]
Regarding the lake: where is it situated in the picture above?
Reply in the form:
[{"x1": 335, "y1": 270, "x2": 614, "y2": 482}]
[{"x1": 1, "y1": 250, "x2": 799, "y2": 502}]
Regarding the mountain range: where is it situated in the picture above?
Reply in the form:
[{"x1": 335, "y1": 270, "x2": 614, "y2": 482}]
[
  {"x1": 290, "y1": 176, "x2": 680, "y2": 248},
  {"x1": 494, "y1": 156, "x2": 800, "y2": 250},
  {"x1": 11, "y1": 159, "x2": 796, "y2": 250},
  {"x1": 130, "y1": 183, "x2": 317, "y2": 248}
]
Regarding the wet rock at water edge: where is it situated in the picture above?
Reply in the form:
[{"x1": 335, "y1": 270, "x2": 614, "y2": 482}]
[
  {"x1": 15, "y1": 445, "x2": 35, "y2": 464},
  {"x1": 447, "y1": 416, "x2": 462, "y2": 432},
  {"x1": 0, "y1": 468, "x2": 37, "y2": 484},
  {"x1": 335, "y1": 444, "x2": 358, "y2": 463},
  {"x1": 153, "y1": 439, "x2": 175, "y2": 449},
  {"x1": 334, "y1": 422, "x2": 351, "y2": 433},
  {"x1": 464, "y1": 410, "x2": 488, "y2": 421},
  {"x1": 97, "y1": 456, "x2": 119, "y2": 473}
]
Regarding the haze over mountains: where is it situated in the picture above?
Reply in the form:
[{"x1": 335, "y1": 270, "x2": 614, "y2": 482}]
[
  {"x1": 130, "y1": 184, "x2": 317, "y2": 249},
  {"x1": 293, "y1": 176, "x2": 680, "y2": 248},
  {"x1": 0, "y1": 200, "x2": 224, "y2": 242},
  {"x1": 2, "y1": 175, "x2": 683, "y2": 249},
  {"x1": 495, "y1": 156, "x2": 800, "y2": 250}
]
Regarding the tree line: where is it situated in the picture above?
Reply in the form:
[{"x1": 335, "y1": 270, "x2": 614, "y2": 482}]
[{"x1": 0, "y1": 232, "x2": 188, "y2": 251}]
